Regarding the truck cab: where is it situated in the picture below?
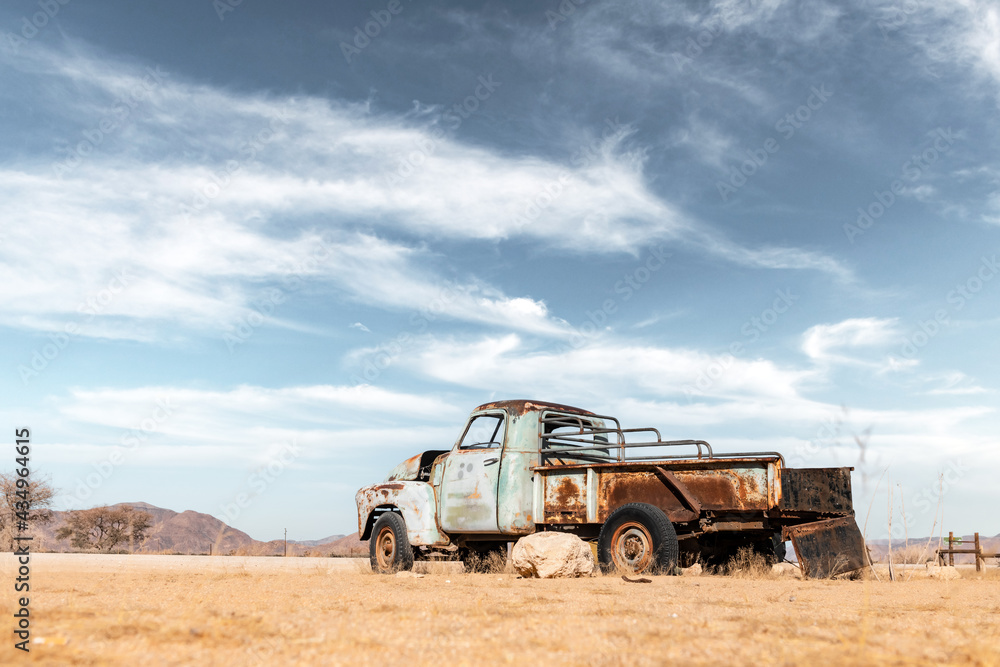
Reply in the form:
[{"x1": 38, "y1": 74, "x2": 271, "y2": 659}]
[{"x1": 357, "y1": 401, "x2": 580, "y2": 558}]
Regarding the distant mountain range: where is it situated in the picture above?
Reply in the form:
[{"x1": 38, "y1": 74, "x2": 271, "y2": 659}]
[{"x1": 33, "y1": 502, "x2": 366, "y2": 556}]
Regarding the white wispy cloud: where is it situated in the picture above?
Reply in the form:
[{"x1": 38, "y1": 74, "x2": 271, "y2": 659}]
[
  {"x1": 50, "y1": 384, "x2": 466, "y2": 467},
  {"x1": 922, "y1": 371, "x2": 990, "y2": 395},
  {"x1": 0, "y1": 40, "x2": 852, "y2": 342},
  {"x1": 694, "y1": 233, "x2": 856, "y2": 282},
  {"x1": 882, "y1": 0, "x2": 1000, "y2": 100},
  {"x1": 801, "y1": 317, "x2": 902, "y2": 366},
  {"x1": 668, "y1": 115, "x2": 737, "y2": 170}
]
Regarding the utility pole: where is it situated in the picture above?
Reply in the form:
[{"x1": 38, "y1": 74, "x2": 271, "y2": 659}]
[{"x1": 284, "y1": 528, "x2": 287, "y2": 557}]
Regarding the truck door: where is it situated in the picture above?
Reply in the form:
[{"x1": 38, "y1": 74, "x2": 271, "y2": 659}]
[{"x1": 439, "y1": 412, "x2": 505, "y2": 533}]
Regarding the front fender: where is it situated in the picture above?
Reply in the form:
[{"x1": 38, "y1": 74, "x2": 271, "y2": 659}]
[{"x1": 355, "y1": 481, "x2": 450, "y2": 547}]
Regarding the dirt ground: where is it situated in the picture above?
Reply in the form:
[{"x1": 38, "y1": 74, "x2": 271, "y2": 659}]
[{"x1": 2, "y1": 554, "x2": 999, "y2": 666}]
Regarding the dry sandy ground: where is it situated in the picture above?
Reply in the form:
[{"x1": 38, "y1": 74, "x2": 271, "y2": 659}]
[{"x1": 2, "y1": 554, "x2": 999, "y2": 666}]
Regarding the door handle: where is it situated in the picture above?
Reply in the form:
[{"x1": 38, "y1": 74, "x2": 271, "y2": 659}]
[{"x1": 484, "y1": 457, "x2": 499, "y2": 465}]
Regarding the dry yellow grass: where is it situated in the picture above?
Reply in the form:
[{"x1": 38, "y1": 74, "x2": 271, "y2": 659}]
[{"x1": 3, "y1": 555, "x2": 1000, "y2": 665}]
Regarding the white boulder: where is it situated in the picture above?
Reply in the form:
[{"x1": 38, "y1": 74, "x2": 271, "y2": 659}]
[{"x1": 511, "y1": 532, "x2": 595, "y2": 578}]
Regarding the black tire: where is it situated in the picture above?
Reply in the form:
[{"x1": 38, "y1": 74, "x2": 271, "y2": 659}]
[
  {"x1": 369, "y1": 512, "x2": 414, "y2": 574},
  {"x1": 598, "y1": 503, "x2": 679, "y2": 575}
]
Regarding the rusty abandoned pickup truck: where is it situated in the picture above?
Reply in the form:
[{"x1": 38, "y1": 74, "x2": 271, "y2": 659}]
[{"x1": 356, "y1": 400, "x2": 867, "y2": 577}]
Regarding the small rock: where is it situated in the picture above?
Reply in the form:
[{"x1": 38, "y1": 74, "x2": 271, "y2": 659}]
[
  {"x1": 772, "y1": 562, "x2": 801, "y2": 577},
  {"x1": 681, "y1": 563, "x2": 702, "y2": 577},
  {"x1": 926, "y1": 565, "x2": 961, "y2": 580},
  {"x1": 32, "y1": 637, "x2": 69, "y2": 646}
]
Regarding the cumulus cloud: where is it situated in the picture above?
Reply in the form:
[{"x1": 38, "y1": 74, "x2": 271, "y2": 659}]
[
  {"x1": 389, "y1": 332, "x2": 994, "y2": 455},
  {"x1": 402, "y1": 333, "x2": 813, "y2": 403}
]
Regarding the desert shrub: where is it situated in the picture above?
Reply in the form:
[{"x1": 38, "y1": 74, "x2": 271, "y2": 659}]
[
  {"x1": 726, "y1": 546, "x2": 774, "y2": 579},
  {"x1": 464, "y1": 549, "x2": 510, "y2": 574},
  {"x1": 890, "y1": 544, "x2": 934, "y2": 564}
]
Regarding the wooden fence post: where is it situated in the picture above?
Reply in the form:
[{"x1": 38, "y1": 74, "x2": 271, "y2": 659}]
[{"x1": 975, "y1": 533, "x2": 982, "y2": 573}]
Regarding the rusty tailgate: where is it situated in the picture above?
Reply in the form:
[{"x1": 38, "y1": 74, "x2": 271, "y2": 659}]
[{"x1": 786, "y1": 516, "x2": 869, "y2": 578}]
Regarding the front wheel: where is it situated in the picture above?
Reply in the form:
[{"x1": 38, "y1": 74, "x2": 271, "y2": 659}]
[
  {"x1": 369, "y1": 512, "x2": 414, "y2": 574},
  {"x1": 598, "y1": 503, "x2": 678, "y2": 575}
]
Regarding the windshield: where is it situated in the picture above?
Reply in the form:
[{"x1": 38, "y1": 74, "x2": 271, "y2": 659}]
[{"x1": 458, "y1": 414, "x2": 506, "y2": 450}]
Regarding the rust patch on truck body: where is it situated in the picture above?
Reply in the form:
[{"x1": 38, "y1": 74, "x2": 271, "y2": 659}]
[
  {"x1": 599, "y1": 471, "x2": 688, "y2": 522},
  {"x1": 475, "y1": 399, "x2": 596, "y2": 418},
  {"x1": 672, "y1": 468, "x2": 768, "y2": 511},
  {"x1": 543, "y1": 472, "x2": 587, "y2": 523}
]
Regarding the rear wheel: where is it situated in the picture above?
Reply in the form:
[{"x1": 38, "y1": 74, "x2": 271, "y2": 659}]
[
  {"x1": 598, "y1": 503, "x2": 678, "y2": 575},
  {"x1": 369, "y1": 512, "x2": 414, "y2": 574}
]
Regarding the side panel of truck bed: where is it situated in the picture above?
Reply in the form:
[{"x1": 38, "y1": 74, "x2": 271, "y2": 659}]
[
  {"x1": 533, "y1": 458, "x2": 779, "y2": 525},
  {"x1": 671, "y1": 464, "x2": 773, "y2": 512}
]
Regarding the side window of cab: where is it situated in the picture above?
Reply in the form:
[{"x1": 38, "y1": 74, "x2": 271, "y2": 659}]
[{"x1": 457, "y1": 413, "x2": 506, "y2": 450}]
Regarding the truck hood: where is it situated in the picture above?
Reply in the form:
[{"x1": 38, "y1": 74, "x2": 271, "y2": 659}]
[{"x1": 384, "y1": 450, "x2": 449, "y2": 482}]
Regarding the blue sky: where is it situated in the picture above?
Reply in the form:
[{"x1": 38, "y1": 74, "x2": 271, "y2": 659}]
[{"x1": 1, "y1": 0, "x2": 998, "y2": 543}]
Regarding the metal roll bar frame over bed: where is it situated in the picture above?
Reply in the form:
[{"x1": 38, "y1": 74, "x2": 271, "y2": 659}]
[{"x1": 538, "y1": 411, "x2": 785, "y2": 466}]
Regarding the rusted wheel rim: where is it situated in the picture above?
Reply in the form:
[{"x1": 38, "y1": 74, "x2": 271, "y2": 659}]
[
  {"x1": 611, "y1": 521, "x2": 653, "y2": 572},
  {"x1": 375, "y1": 526, "x2": 396, "y2": 570}
]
